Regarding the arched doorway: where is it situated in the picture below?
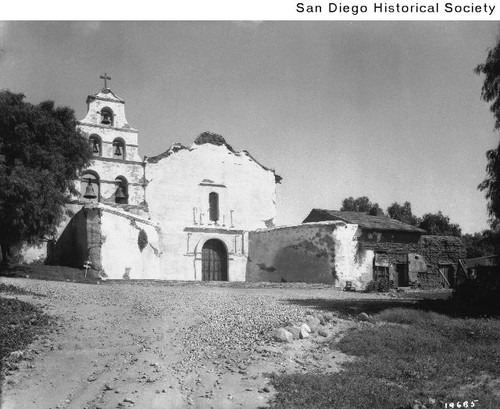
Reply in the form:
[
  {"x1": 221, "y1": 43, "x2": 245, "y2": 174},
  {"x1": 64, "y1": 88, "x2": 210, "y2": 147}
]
[{"x1": 202, "y1": 239, "x2": 228, "y2": 281}]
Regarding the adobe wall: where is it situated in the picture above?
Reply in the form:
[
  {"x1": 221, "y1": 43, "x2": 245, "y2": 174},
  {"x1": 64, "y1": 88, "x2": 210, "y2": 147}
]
[
  {"x1": 417, "y1": 235, "x2": 466, "y2": 288},
  {"x1": 361, "y1": 233, "x2": 466, "y2": 288},
  {"x1": 246, "y1": 222, "x2": 372, "y2": 288}
]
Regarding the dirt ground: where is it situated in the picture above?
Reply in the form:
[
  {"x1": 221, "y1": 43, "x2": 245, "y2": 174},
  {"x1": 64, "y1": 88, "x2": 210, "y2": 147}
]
[{"x1": 0, "y1": 278, "x2": 385, "y2": 409}]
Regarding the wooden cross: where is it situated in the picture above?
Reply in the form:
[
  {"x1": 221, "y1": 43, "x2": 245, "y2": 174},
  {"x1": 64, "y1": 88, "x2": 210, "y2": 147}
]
[{"x1": 100, "y1": 73, "x2": 111, "y2": 88}]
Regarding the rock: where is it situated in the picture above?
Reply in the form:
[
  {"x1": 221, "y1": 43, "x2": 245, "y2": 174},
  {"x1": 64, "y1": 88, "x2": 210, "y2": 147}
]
[
  {"x1": 306, "y1": 316, "x2": 321, "y2": 332},
  {"x1": 300, "y1": 323, "x2": 311, "y2": 333},
  {"x1": 299, "y1": 327, "x2": 310, "y2": 339},
  {"x1": 273, "y1": 328, "x2": 293, "y2": 343},
  {"x1": 357, "y1": 312, "x2": 370, "y2": 322},
  {"x1": 284, "y1": 326, "x2": 300, "y2": 340},
  {"x1": 123, "y1": 398, "x2": 135, "y2": 404},
  {"x1": 318, "y1": 314, "x2": 327, "y2": 325},
  {"x1": 323, "y1": 312, "x2": 334, "y2": 322},
  {"x1": 318, "y1": 329, "x2": 328, "y2": 337},
  {"x1": 263, "y1": 386, "x2": 270, "y2": 393},
  {"x1": 427, "y1": 398, "x2": 436, "y2": 405}
]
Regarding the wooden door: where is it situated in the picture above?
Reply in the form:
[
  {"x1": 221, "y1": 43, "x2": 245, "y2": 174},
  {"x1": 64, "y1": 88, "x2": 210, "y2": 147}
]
[{"x1": 202, "y1": 239, "x2": 227, "y2": 281}]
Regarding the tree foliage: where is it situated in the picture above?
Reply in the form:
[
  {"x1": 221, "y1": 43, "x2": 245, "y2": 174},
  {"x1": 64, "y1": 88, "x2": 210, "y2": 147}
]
[
  {"x1": 462, "y1": 230, "x2": 499, "y2": 258},
  {"x1": 418, "y1": 211, "x2": 462, "y2": 237},
  {"x1": 340, "y1": 196, "x2": 384, "y2": 216},
  {"x1": 0, "y1": 90, "x2": 92, "y2": 260},
  {"x1": 476, "y1": 36, "x2": 500, "y2": 226},
  {"x1": 386, "y1": 201, "x2": 420, "y2": 226}
]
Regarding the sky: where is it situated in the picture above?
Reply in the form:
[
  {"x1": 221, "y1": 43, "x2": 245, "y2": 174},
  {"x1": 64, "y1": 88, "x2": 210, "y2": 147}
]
[{"x1": 0, "y1": 21, "x2": 499, "y2": 233}]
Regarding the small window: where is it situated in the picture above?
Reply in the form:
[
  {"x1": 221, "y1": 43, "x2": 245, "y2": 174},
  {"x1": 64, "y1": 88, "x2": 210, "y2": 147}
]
[
  {"x1": 100, "y1": 107, "x2": 113, "y2": 126},
  {"x1": 112, "y1": 138, "x2": 126, "y2": 160},
  {"x1": 89, "y1": 134, "x2": 102, "y2": 157},
  {"x1": 209, "y1": 192, "x2": 219, "y2": 222},
  {"x1": 114, "y1": 176, "x2": 128, "y2": 204}
]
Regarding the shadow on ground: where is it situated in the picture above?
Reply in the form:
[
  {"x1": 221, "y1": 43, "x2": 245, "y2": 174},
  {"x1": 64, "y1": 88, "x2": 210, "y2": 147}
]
[{"x1": 283, "y1": 294, "x2": 500, "y2": 319}]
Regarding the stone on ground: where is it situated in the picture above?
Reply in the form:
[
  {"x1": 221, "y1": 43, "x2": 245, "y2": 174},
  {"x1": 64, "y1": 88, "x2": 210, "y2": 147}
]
[
  {"x1": 273, "y1": 328, "x2": 293, "y2": 343},
  {"x1": 299, "y1": 327, "x2": 310, "y2": 339},
  {"x1": 306, "y1": 316, "x2": 321, "y2": 332},
  {"x1": 357, "y1": 312, "x2": 370, "y2": 322},
  {"x1": 284, "y1": 326, "x2": 300, "y2": 340}
]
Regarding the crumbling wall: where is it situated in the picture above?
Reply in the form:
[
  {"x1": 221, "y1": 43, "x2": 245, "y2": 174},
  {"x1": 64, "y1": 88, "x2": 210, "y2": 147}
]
[
  {"x1": 417, "y1": 235, "x2": 466, "y2": 288},
  {"x1": 246, "y1": 221, "x2": 371, "y2": 287},
  {"x1": 247, "y1": 223, "x2": 337, "y2": 283},
  {"x1": 360, "y1": 233, "x2": 466, "y2": 288}
]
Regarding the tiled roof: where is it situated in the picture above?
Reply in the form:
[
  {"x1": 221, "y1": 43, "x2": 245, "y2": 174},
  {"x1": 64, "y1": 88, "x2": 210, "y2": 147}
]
[{"x1": 302, "y1": 209, "x2": 426, "y2": 233}]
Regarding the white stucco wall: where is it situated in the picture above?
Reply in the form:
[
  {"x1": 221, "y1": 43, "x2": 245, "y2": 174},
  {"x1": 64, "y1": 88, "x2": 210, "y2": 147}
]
[
  {"x1": 142, "y1": 141, "x2": 277, "y2": 281},
  {"x1": 332, "y1": 223, "x2": 373, "y2": 289},
  {"x1": 99, "y1": 207, "x2": 162, "y2": 280},
  {"x1": 76, "y1": 88, "x2": 145, "y2": 206},
  {"x1": 147, "y1": 143, "x2": 277, "y2": 232}
]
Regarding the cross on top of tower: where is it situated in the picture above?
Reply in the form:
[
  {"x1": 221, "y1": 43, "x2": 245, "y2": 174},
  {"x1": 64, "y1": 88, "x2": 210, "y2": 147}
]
[{"x1": 100, "y1": 73, "x2": 111, "y2": 89}]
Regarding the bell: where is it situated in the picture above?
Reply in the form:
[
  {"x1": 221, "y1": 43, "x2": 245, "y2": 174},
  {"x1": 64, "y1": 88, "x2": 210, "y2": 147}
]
[
  {"x1": 114, "y1": 145, "x2": 122, "y2": 156},
  {"x1": 101, "y1": 114, "x2": 111, "y2": 125},
  {"x1": 92, "y1": 141, "x2": 99, "y2": 153},
  {"x1": 115, "y1": 186, "x2": 126, "y2": 200},
  {"x1": 83, "y1": 180, "x2": 97, "y2": 199}
]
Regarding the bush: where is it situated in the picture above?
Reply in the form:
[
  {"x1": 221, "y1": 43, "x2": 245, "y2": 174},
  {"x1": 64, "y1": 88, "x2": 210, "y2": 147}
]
[{"x1": 365, "y1": 278, "x2": 392, "y2": 293}]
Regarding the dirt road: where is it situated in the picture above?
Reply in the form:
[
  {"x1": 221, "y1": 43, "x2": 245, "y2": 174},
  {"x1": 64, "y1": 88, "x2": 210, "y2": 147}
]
[{"x1": 0, "y1": 278, "x2": 379, "y2": 409}]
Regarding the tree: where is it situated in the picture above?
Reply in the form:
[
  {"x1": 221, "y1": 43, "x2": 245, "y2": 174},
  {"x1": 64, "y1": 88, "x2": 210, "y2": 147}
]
[
  {"x1": 462, "y1": 230, "x2": 499, "y2": 258},
  {"x1": 418, "y1": 211, "x2": 462, "y2": 237},
  {"x1": 476, "y1": 37, "x2": 500, "y2": 225},
  {"x1": 340, "y1": 196, "x2": 384, "y2": 216},
  {"x1": 0, "y1": 91, "x2": 92, "y2": 262},
  {"x1": 386, "y1": 201, "x2": 420, "y2": 226}
]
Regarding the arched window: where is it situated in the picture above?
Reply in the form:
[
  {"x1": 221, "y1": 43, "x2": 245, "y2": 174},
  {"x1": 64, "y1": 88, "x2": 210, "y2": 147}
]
[
  {"x1": 89, "y1": 134, "x2": 102, "y2": 157},
  {"x1": 100, "y1": 107, "x2": 113, "y2": 126},
  {"x1": 114, "y1": 176, "x2": 128, "y2": 204},
  {"x1": 81, "y1": 171, "x2": 100, "y2": 202},
  {"x1": 112, "y1": 138, "x2": 126, "y2": 160},
  {"x1": 209, "y1": 192, "x2": 219, "y2": 223}
]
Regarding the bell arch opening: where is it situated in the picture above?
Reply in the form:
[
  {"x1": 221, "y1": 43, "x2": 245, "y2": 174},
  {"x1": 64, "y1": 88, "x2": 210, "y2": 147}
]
[{"x1": 81, "y1": 171, "x2": 100, "y2": 202}]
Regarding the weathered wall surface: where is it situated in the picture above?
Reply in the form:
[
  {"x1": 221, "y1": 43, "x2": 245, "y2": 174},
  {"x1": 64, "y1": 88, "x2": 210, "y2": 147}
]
[
  {"x1": 147, "y1": 143, "x2": 277, "y2": 232},
  {"x1": 417, "y1": 235, "x2": 466, "y2": 288},
  {"x1": 99, "y1": 205, "x2": 161, "y2": 279},
  {"x1": 246, "y1": 222, "x2": 372, "y2": 287},
  {"x1": 360, "y1": 233, "x2": 466, "y2": 288},
  {"x1": 332, "y1": 223, "x2": 373, "y2": 289},
  {"x1": 145, "y1": 142, "x2": 277, "y2": 281}
]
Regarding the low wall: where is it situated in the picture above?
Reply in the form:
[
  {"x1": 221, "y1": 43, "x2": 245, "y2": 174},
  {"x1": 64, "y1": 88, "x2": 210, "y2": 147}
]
[{"x1": 246, "y1": 221, "x2": 371, "y2": 286}]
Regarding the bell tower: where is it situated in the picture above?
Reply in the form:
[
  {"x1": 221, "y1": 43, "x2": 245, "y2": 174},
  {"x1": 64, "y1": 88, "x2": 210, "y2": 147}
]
[{"x1": 77, "y1": 74, "x2": 146, "y2": 209}]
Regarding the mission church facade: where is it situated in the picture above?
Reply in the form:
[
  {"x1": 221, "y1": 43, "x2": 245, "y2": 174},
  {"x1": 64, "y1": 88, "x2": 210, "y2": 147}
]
[
  {"x1": 49, "y1": 79, "x2": 279, "y2": 281},
  {"x1": 17, "y1": 78, "x2": 465, "y2": 289}
]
